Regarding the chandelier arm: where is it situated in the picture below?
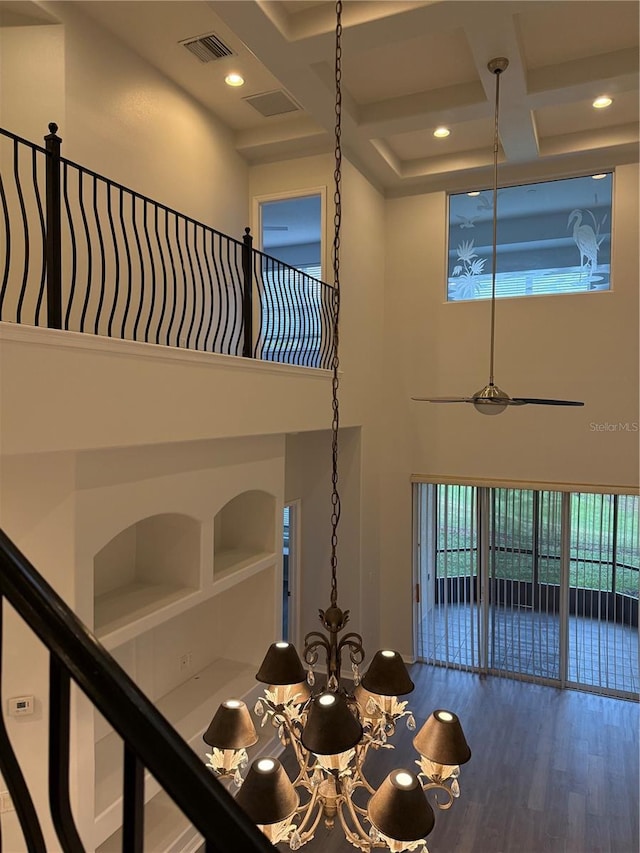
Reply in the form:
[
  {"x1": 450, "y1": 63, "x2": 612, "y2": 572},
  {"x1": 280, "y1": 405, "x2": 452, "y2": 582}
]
[
  {"x1": 340, "y1": 789, "x2": 385, "y2": 849},
  {"x1": 282, "y1": 717, "x2": 314, "y2": 788},
  {"x1": 353, "y1": 747, "x2": 377, "y2": 796},
  {"x1": 336, "y1": 631, "x2": 365, "y2": 666},
  {"x1": 421, "y1": 779, "x2": 455, "y2": 811},
  {"x1": 303, "y1": 633, "x2": 331, "y2": 668},
  {"x1": 293, "y1": 788, "x2": 324, "y2": 841}
]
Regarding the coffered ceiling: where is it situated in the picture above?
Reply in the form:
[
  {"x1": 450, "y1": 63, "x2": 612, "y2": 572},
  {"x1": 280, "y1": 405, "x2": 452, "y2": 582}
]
[{"x1": 76, "y1": 1, "x2": 640, "y2": 195}]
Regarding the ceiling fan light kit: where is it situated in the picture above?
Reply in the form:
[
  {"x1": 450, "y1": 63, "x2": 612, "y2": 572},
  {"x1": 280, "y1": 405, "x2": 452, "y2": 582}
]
[{"x1": 413, "y1": 57, "x2": 584, "y2": 415}]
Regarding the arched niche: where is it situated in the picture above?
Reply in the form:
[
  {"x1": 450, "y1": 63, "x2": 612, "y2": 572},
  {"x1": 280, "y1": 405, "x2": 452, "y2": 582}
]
[
  {"x1": 214, "y1": 490, "x2": 276, "y2": 579},
  {"x1": 93, "y1": 513, "x2": 200, "y2": 636}
]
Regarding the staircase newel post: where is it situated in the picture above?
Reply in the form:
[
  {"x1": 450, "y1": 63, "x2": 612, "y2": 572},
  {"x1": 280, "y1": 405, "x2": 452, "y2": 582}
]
[
  {"x1": 242, "y1": 226, "x2": 254, "y2": 358},
  {"x1": 44, "y1": 122, "x2": 62, "y2": 330}
]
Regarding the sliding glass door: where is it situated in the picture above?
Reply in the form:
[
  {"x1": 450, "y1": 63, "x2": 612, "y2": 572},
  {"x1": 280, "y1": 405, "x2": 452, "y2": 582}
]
[{"x1": 415, "y1": 483, "x2": 639, "y2": 698}]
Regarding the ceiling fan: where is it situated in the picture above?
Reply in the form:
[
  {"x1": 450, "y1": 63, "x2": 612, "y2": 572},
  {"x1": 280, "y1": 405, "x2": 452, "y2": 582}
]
[{"x1": 412, "y1": 57, "x2": 584, "y2": 415}]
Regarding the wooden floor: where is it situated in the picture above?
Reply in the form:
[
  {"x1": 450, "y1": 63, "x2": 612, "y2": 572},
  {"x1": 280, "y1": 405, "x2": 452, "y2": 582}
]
[{"x1": 280, "y1": 665, "x2": 639, "y2": 853}]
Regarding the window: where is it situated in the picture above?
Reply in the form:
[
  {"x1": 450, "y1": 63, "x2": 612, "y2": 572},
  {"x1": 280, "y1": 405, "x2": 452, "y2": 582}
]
[
  {"x1": 255, "y1": 192, "x2": 326, "y2": 365},
  {"x1": 447, "y1": 173, "x2": 612, "y2": 301}
]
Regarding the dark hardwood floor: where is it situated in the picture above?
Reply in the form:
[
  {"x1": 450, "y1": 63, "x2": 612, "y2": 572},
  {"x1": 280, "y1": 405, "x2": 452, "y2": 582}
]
[{"x1": 280, "y1": 665, "x2": 639, "y2": 853}]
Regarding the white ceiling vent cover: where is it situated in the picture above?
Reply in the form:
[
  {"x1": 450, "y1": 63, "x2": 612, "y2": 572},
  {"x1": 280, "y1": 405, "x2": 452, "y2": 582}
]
[
  {"x1": 244, "y1": 90, "x2": 300, "y2": 118},
  {"x1": 180, "y1": 32, "x2": 234, "y2": 63}
]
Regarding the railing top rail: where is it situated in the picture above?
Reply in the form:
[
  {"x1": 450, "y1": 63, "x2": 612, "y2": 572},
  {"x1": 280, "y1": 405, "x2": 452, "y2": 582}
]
[
  {"x1": 0, "y1": 528, "x2": 274, "y2": 852},
  {"x1": 0, "y1": 125, "x2": 48, "y2": 155},
  {"x1": 57, "y1": 153, "x2": 246, "y2": 248},
  {"x1": 1, "y1": 122, "x2": 335, "y2": 291},
  {"x1": 253, "y1": 248, "x2": 335, "y2": 289}
]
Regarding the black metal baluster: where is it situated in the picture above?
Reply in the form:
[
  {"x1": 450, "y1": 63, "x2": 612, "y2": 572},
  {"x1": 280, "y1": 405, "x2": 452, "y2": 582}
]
[
  {"x1": 267, "y1": 256, "x2": 281, "y2": 362},
  {"x1": 165, "y1": 209, "x2": 178, "y2": 346},
  {"x1": 154, "y1": 205, "x2": 167, "y2": 346},
  {"x1": 211, "y1": 231, "x2": 225, "y2": 354},
  {"x1": 93, "y1": 175, "x2": 106, "y2": 336},
  {"x1": 175, "y1": 215, "x2": 187, "y2": 347},
  {"x1": 265, "y1": 256, "x2": 279, "y2": 362},
  {"x1": 252, "y1": 252, "x2": 265, "y2": 359},
  {"x1": 78, "y1": 170, "x2": 93, "y2": 334},
  {"x1": 119, "y1": 190, "x2": 133, "y2": 340},
  {"x1": 14, "y1": 140, "x2": 30, "y2": 325},
  {"x1": 143, "y1": 199, "x2": 156, "y2": 344},
  {"x1": 106, "y1": 182, "x2": 120, "y2": 338},
  {"x1": 122, "y1": 745, "x2": 144, "y2": 852},
  {"x1": 132, "y1": 195, "x2": 145, "y2": 342},
  {"x1": 62, "y1": 163, "x2": 77, "y2": 331},
  {"x1": 32, "y1": 148, "x2": 47, "y2": 326},
  {"x1": 0, "y1": 168, "x2": 10, "y2": 321},
  {"x1": 184, "y1": 219, "x2": 198, "y2": 349},
  {"x1": 300, "y1": 270, "x2": 312, "y2": 366},
  {"x1": 48, "y1": 656, "x2": 83, "y2": 852},
  {"x1": 242, "y1": 227, "x2": 253, "y2": 358},
  {"x1": 282, "y1": 262, "x2": 295, "y2": 363},
  {"x1": 202, "y1": 226, "x2": 215, "y2": 352},
  {"x1": 320, "y1": 284, "x2": 333, "y2": 368},
  {"x1": 309, "y1": 277, "x2": 321, "y2": 367},
  {"x1": 44, "y1": 123, "x2": 62, "y2": 329},
  {"x1": 0, "y1": 597, "x2": 47, "y2": 853},
  {"x1": 193, "y1": 224, "x2": 207, "y2": 351},
  {"x1": 231, "y1": 241, "x2": 244, "y2": 356},
  {"x1": 217, "y1": 234, "x2": 231, "y2": 354},
  {"x1": 105, "y1": 181, "x2": 120, "y2": 338}
]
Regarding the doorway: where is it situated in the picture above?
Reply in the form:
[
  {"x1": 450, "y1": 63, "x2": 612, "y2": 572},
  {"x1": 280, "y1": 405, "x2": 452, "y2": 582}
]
[
  {"x1": 415, "y1": 483, "x2": 639, "y2": 698},
  {"x1": 282, "y1": 501, "x2": 300, "y2": 644}
]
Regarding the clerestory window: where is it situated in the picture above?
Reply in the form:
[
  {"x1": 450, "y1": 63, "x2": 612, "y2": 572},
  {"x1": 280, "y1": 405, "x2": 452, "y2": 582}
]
[{"x1": 447, "y1": 173, "x2": 613, "y2": 301}]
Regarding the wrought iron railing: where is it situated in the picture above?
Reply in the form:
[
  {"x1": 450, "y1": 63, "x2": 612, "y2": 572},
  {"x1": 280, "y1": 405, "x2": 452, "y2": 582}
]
[
  {"x1": 253, "y1": 249, "x2": 334, "y2": 368},
  {"x1": 0, "y1": 123, "x2": 334, "y2": 368},
  {"x1": 0, "y1": 528, "x2": 274, "y2": 852}
]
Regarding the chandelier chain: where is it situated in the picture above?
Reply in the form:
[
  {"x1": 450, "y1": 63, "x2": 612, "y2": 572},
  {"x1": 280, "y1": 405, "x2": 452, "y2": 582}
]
[{"x1": 329, "y1": 0, "x2": 342, "y2": 609}]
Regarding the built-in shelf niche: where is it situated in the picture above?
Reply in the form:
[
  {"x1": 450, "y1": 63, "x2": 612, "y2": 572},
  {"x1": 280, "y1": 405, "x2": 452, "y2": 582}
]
[
  {"x1": 94, "y1": 567, "x2": 277, "y2": 846},
  {"x1": 94, "y1": 513, "x2": 200, "y2": 638},
  {"x1": 214, "y1": 490, "x2": 276, "y2": 582}
]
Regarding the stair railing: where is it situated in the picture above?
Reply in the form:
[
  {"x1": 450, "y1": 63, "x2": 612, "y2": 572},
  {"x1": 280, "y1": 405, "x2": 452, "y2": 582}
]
[{"x1": 0, "y1": 528, "x2": 275, "y2": 852}]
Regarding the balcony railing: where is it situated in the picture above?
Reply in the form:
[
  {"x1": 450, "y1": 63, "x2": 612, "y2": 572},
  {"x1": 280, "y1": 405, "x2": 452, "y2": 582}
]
[{"x1": 0, "y1": 123, "x2": 335, "y2": 368}]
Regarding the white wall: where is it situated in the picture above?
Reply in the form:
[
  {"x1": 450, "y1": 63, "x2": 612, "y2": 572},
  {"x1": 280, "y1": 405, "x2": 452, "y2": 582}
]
[
  {"x1": 0, "y1": 325, "x2": 333, "y2": 455},
  {"x1": 1, "y1": 2, "x2": 248, "y2": 237},
  {"x1": 0, "y1": 22, "x2": 66, "y2": 139}
]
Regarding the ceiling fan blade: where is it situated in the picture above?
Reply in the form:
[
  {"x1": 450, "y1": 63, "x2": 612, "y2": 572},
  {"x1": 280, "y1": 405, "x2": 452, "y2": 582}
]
[
  {"x1": 411, "y1": 396, "x2": 475, "y2": 403},
  {"x1": 510, "y1": 397, "x2": 585, "y2": 407}
]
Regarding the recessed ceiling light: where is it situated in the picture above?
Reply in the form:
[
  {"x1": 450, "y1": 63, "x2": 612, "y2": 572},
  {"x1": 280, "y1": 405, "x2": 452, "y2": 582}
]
[
  {"x1": 591, "y1": 173, "x2": 607, "y2": 180},
  {"x1": 467, "y1": 191, "x2": 481, "y2": 197},
  {"x1": 592, "y1": 96, "x2": 612, "y2": 109},
  {"x1": 225, "y1": 73, "x2": 245, "y2": 87},
  {"x1": 433, "y1": 127, "x2": 450, "y2": 138}
]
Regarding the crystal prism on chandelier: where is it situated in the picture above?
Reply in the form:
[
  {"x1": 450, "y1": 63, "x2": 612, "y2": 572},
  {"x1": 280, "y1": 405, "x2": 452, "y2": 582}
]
[{"x1": 204, "y1": 2, "x2": 470, "y2": 849}]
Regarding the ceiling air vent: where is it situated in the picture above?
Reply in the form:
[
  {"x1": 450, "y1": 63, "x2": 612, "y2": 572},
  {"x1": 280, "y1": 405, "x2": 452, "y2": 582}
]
[
  {"x1": 244, "y1": 90, "x2": 300, "y2": 118},
  {"x1": 180, "y1": 32, "x2": 234, "y2": 63}
]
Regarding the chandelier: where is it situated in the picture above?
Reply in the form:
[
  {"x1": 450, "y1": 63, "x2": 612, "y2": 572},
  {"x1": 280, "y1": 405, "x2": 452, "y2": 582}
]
[{"x1": 203, "y1": 3, "x2": 470, "y2": 850}]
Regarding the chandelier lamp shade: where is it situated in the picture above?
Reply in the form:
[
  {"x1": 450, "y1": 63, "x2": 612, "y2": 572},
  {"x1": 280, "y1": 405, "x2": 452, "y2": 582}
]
[{"x1": 204, "y1": 2, "x2": 470, "y2": 850}]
